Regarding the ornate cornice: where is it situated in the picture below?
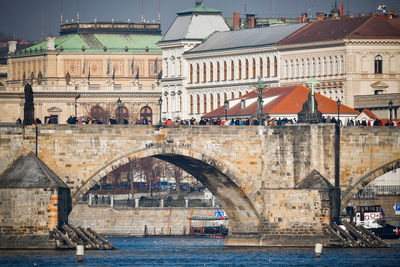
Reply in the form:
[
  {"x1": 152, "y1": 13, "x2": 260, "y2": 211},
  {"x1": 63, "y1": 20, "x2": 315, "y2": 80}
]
[
  {"x1": 344, "y1": 39, "x2": 400, "y2": 45},
  {"x1": 0, "y1": 91, "x2": 161, "y2": 99}
]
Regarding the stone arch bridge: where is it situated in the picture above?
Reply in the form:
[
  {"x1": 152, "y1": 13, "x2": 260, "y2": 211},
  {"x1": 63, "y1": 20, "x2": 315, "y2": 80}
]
[{"x1": 0, "y1": 124, "x2": 399, "y2": 246}]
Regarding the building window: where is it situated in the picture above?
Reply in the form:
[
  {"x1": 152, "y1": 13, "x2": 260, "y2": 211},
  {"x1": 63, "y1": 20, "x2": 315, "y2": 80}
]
[
  {"x1": 179, "y1": 60, "x2": 182, "y2": 76},
  {"x1": 252, "y1": 58, "x2": 256, "y2": 78},
  {"x1": 340, "y1": 56, "x2": 344, "y2": 74},
  {"x1": 231, "y1": 92, "x2": 234, "y2": 99},
  {"x1": 210, "y1": 62, "x2": 213, "y2": 81},
  {"x1": 273, "y1": 56, "x2": 277, "y2": 77},
  {"x1": 190, "y1": 95, "x2": 193, "y2": 114},
  {"x1": 329, "y1": 56, "x2": 332, "y2": 76},
  {"x1": 231, "y1": 60, "x2": 234, "y2": 80},
  {"x1": 224, "y1": 92, "x2": 227, "y2": 102},
  {"x1": 334, "y1": 56, "x2": 338, "y2": 75},
  {"x1": 224, "y1": 61, "x2": 227, "y2": 81},
  {"x1": 267, "y1": 57, "x2": 270, "y2": 77},
  {"x1": 140, "y1": 106, "x2": 153, "y2": 125},
  {"x1": 374, "y1": 90, "x2": 383, "y2": 95},
  {"x1": 197, "y1": 95, "x2": 200, "y2": 113},
  {"x1": 290, "y1": 60, "x2": 293, "y2": 78},
  {"x1": 245, "y1": 59, "x2": 249, "y2": 79},
  {"x1": 306, "y1": 58, "x2": 310, "y2": 77},
  {"x1": 238, "y1": 60, "x2": 242, "y2": 79},
  {"x1": 295, "y1": 59, "x2": 299, "y2": 78},
  {"x1": 217, "y1": 93, "x2": 221, "y2": 107},
  {"x1": 217, "y1": 62, "x2": 220, "y2": 81},
  {"x1": 259, "y1": 58, "x2": 263, "y2": 77},
  {"x1": 301, "y1": 59, "x2": 305, "y2": 77},
  {"x1": 203, "y1": 63, "x2": 206, "y2": 82},
  {"x1": 210, "y1": 94, "x2": 214, "y2": 111},
  {"x1": 284, "y1": 60, "x2": 288, "y2": 79},
  {"x1": 374, "y1": 55, "x2": 383, "y2": 74},
  {"x1": 189, "y1": 64, "x2": 193, "y2": 83},
  {"x1": 239, "y1": 91, "x2": 242, "y2": 97},
  {"x1": 203, "y1": 94, "x2": 207, "y2": 113},
  {"x1": 323, "y1": 57, "x2": 327, "y2": 76},
  {"x1": 196, "y1": 63, "x2": 200, "y2": 83}
]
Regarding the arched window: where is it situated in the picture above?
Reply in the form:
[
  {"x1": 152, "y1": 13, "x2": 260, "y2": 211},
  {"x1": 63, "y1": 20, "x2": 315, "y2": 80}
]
[
  {"x1": 267, "y1": 57, "x2": 270, "y2": 77},
  {"x1": 210, "y1": 94, "x2": 214, "y2": 111},
  {"x1": 329, "y1": 56, "x2": 332, "y2": 75},
  {"x1": 295, "y1": 59, "x2": 299, "y2": 78},
  {"x1": 216, "y1": 62, "x2": 220, "y2": 81},
  {"x1": 334, "y1": 56, "x2": 338, "y2": 75},
  {"x1": 90, "y1": 105, "x2": 106, "y2": 123},
  {"x1": 290, "y1": 60, "x2": 294, "y2": 78},
  {"x1": 301, "y1": 59, "x2": 305, "y2": 77},
  {"x1": 179, "y1": 97, "x2": 182, "y2": 112},
  {"x1": 317, "y1": 58, "x2": 321, "y2": 76},
  {"x1": 217, "y1": 93, "x2": 221, "y2": 107},
  {"x1": 224, "y1": 61, "x2": 227, "y2": 81},
  {"x1": 196, "y1": 63, "x2": 200, "y2": 83},
  {"x1": 224, "y1": 93, "x2": 227, "y2": 102},
  {"x1": 197, "y1": 95, "x2": 200, "y2": 113},
  {"x1": 203, "y1": 62, "x2": 206, "y2": 82},
  {"x1": 252, "y1": 58, "x2": 256, "y2": 78},
  {"x1": 239, "y1": 91, "x2": 242, "y2": 97},
  {"x1": 166, "y1": 61, "x2": 169, "y2": 77},
  {"x1": 231, "y1": 92, "x2": 234, "y2": 99},
  {"x1": 140, "y1": 106, "x2": 152, "y2": 125},
  {"x1": 210, "y1": 62, "x2": 213, "y2": 81},
  {"x1": 312, "y1": 58, "x2": 316, "y2": 77},
  {"x1": 323, "y1": 57, "x2": 327, "y2": 76},
  {"x1": 203, "y1": 94, "x2": 207, "y2": 113},
  {"x1": 245, "y1": 59, "x2": 249, "y2": 79},
  {"x1": 179, "y1": 60, "x2": 182, "y2": 76},
  {"x1": 259, "y1": 58, "x2": 263, "y2": 77},
  {"x1": 238, "y1": 60, "x2": 242, "y2": 79},
  {"x1": 273, "y1": 56, "x2": 277, "y2": 77},
  {"x1": 340, "y1": 56, "x2": 344, "y2": 74},
  {"x1": 189, "y1": 64, "x2": 193, "y2": 83},
  {"x1": 284, "y1": 60, "x2": 288, "y2": 79},
  {"x1": 306, "y1": 58, "x2": 310, "y2": 77},
  {"x1": 231, "y1": 60, "x2": 235, "y2": 80},
  {"x1": 375, "y1": 55, "x2": 383, "y2": 74},
  {"x1": 190, "y1": 95, "x2": 193, "y2": 114}
]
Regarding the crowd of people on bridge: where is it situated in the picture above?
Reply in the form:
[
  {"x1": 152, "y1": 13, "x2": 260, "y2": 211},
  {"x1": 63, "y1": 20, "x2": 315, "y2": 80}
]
[{"x1": 17, "y1": 115, "x2": 399, "y2": 127}]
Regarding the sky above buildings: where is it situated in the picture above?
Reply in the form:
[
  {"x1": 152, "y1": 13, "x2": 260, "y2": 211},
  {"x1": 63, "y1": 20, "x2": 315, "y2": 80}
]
[{"x1": 1, "y1": 0, "x2": 399, "y2": 42}]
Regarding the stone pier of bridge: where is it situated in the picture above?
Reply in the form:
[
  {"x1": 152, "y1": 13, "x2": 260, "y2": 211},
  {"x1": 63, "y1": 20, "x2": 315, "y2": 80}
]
[{"x1": 0, "y1": 123, "x2": 399, "y2": 246}]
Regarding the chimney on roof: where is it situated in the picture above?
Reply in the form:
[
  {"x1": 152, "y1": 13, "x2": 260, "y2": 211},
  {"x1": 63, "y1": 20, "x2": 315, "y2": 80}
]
[
  {"x1": 46, "y1": 37, "x2": 56, "y2": 51},
  {"x1": 246, "y1": 14, "x2": 255, "y2": 28},
  {"x1": 340, "y1": 3, "x2": 344, "y2": 17},
  {"x1": 316, "y1": 12, "x2": 325, "y2": 21},
  {"x1": 299, "y1": 13, "x2": 308, "y2": 23},
  {"x1": 8, "y1": 41, "x2": 17, "y2": 54},
  {"x1": 233, "y1": 12, "x2": 240, "y2": 30}
]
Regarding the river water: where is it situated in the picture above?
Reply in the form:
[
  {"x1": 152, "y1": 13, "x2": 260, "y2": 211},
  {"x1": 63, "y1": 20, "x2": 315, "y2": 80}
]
[{"x1": 0, "y1": 237, "x2": 399, "y2": 266}]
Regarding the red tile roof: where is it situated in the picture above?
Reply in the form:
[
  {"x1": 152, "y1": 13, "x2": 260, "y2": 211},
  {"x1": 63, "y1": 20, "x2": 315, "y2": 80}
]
[
  {"x1": 202, "y1": 85, "x2": 359, "y2": 118},
  {"x1": 360, "y1": 109, "x2": 379, "y2": 120},
  {"x1": 277, "y1": 15, "x2": 400, "y2": 45}
]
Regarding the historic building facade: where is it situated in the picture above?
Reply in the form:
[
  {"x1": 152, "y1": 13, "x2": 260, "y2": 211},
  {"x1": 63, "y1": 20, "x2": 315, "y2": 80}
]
[
  {"x1": 277, "y1": 15, "x2": 400, "y2": 110},
  {"x1": 1, "y1": 21, "x2": 163, "y2": 124}
]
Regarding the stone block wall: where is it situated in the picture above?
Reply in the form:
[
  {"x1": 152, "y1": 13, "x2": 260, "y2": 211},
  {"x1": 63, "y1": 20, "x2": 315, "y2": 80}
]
[
  {"x1": 69, "y1": 204, "x2": 223, "y2": 236},
  {"x1": 0, "y1": 188, "x2": 58, "y2": 236},
  {"x1": 261, "y1": 189, "x2": 328, "y2": 235}
]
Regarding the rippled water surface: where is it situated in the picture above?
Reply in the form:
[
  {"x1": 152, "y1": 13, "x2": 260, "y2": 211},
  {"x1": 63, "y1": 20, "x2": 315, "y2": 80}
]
[{"x1": 0, "y1": 237, "x2": 399, "y2": 266}]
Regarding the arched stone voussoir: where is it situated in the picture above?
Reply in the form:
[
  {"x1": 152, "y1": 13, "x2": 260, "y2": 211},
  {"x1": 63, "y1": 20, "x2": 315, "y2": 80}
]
[{"x1": 341, "y1": 158, "x2": 400, "y2": 208}]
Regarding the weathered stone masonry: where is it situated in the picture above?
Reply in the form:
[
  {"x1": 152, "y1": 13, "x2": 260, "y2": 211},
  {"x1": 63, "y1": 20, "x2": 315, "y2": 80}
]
[{"x1": 0, "y1": 124, "x2": 399, "y2": 246}]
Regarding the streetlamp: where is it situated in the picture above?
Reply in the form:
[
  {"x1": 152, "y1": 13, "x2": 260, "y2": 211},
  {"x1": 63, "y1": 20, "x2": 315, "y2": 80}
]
[
  {"x1": 336, "y1": 99, "x2": 341, "y2": 126},
  {"x1": 389, "y1": 100, "x2": 393, "y2": 126},
  {"x1": 258, "y1": 86, "x2": 264, "y2": 123},
  {"x1": 117, "y1": 98, "x2": 121, "y2": 124},
  {"x1": 224, "y1": 100, "x2": 228, "y2": 121},
  {"x1": 158, "y1": 96, "x2": 163, "y2": 126}
]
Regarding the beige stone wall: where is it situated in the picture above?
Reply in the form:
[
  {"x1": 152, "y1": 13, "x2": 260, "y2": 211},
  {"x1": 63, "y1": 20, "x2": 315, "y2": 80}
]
[
  {"x1": 69, "y1": 204, "x2": 223, "y2": 235},
  {"x1": 0, "y1": 189, "x2": 57, "y2": 236},
  {"x1": 262, "y1": 189, "x2": 327, "y2": 235}
]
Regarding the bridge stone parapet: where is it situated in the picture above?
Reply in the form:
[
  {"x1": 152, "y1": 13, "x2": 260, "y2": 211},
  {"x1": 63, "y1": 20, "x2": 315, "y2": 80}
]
[{"x1": 0, "y1": 123, "x2": 399, "y2": 246}]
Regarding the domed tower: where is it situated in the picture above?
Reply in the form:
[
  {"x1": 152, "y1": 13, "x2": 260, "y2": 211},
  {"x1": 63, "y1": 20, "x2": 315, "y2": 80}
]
[{"x1": 157, "y1": 1, "x2": 229, "y2": 121}]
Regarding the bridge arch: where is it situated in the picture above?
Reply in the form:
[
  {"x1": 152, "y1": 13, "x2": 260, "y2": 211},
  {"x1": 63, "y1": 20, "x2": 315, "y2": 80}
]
[
  {"x1": 73, "y1": 145, "x2": 262, "y2": 234},
  {"x1": 341, "y1": 158, "x2": 400, "y2": 209}
]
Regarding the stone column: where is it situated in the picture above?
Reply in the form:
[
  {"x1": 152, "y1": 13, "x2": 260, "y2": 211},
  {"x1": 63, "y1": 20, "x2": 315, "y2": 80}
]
[
  {"x1": 212, "y1": 197, "x2": 215, "y2": 207},
  {"x1": 185, "y1": 199, "x2": 189, "y2": 208},
  {"x1": 110, "y1": 196, "x2": 114, "y2": 208},
  {"x1": 160, "y1": 199, "x2": 164, "y2": 208},
  {"x1": 89, "y1": 194, "x2": 92, "y2": 205},
  {"x1": 135, "y1": 198, "x2": 139, "y2": 208}
]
